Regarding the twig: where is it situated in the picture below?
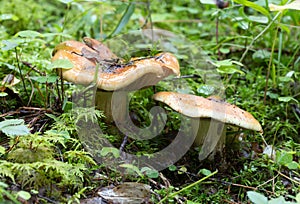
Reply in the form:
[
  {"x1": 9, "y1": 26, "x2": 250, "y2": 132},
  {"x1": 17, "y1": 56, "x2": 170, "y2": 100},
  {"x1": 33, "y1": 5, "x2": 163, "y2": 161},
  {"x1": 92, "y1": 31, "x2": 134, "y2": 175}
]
[
  {"x1": 255, "y1": 173, "x2": 279, "y2": 191},
  {"x1": 217, "y1": 178, "x2": 258, "y2": 191},
  {"x1": 159, "y1": 172, "x2": 171, "y2": 188},
  {"x1": 239, "y1": 12, "x2": 282, "y2": 63},
  {"x1": 223, "y1": 200, "x2": 240, "y2": 204},
  {"x1": 210, "y1": 178, "x2": 274, "y2": 195},
  {"x1": 0, "y1": 107, "x2": 52, "y2": 118},
  {"x1": 5, "y1": 136, "x2": 20, "y2": 154},
  {"x1": 263, "y1": 12, "x2": 282, "y2": 104},
  {"x1": 22, "y1": 61, "x2": 45, "y2": 76},
  {"x1": 37, "y1": 194, "x2": 59, "y2": 204},
  {"x1": 277, "y1": 170, "x2": 300, "y2": 186}
]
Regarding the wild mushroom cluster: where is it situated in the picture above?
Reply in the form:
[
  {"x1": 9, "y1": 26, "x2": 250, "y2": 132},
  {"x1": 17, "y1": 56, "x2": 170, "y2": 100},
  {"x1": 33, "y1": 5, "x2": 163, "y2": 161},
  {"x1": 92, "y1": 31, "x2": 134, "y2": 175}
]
[{"x1": 52, "y1": 37, "x2": 263, "y2": 160}]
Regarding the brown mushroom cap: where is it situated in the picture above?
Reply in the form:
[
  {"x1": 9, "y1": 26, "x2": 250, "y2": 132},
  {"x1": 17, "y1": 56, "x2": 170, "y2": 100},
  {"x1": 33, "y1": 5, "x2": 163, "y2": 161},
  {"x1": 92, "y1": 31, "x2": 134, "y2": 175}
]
[
  {"x1": 52, "y1": 40, "x2": 180, "y2": 91},
  {"x1": 153, "y1": 91, "x2": 263, "y2": 132}
]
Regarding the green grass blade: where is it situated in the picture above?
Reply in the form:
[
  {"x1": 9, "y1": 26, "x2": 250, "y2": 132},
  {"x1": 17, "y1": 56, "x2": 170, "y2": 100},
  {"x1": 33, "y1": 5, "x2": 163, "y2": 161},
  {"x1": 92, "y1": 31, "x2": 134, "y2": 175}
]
[{"x1": 108, "y1": 3, "x2": 135, "y2": 38}]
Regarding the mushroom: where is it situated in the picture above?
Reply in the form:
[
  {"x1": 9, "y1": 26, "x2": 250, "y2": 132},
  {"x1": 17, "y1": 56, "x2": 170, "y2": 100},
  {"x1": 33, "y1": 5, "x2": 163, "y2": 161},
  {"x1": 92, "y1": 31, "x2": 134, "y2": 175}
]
[
  {"x1": 52, "y1": 38, "x2": 180, "y2": 122},
  {"x1": 153, "y1": 91, "x2": 263, "y2": 160}
]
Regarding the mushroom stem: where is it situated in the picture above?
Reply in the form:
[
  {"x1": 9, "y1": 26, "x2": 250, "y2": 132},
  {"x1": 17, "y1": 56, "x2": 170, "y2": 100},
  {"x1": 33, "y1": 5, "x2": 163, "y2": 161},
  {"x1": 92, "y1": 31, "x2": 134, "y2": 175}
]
[
  {"x1": 95, "y1": 90, "x2": 128, "y2": 123},
  {"x1": 192, "y1": 119, "x2": 226, "y2": 160}
]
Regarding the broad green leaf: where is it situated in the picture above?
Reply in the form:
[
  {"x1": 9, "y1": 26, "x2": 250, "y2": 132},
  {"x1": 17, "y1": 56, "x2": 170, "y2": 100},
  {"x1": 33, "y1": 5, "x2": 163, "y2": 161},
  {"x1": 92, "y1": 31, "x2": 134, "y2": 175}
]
[
  {"x1": 1, "y1": 39, "x2": 20, "y2": 51},
  {"x1": 269, "y1": 1, "x2": 300, "y2": 11},
  {"x1": 198, "y1": 168, "x2": 212, "y2": 176},
  {"x1": 276, "y1": 151, "x2": 293, "y2": 165},
  {"x1": 211, "y1": 59, "x2": 244, "y2": 67},
  {"x1": 1, "y1": 125, "x2": 30, "y2": 137},
  {"x1": 141, "y1": 167, "x2": 159, "y2": 178},
  {"x1": 248, "y1": 15, "x2": 269, "y2": 24},
  {"x1": 253, "y1": 50, "x2": 271, "y2": 62},
  {"x1": 0, "y1": 119, "x2": 30, "y2": 137},
  {"x1": 187, "y1": 201, "x2": 199, "y2": 204},
  {"x1": 15, "y1": 30, "x2": 43, "y2": 38},
  {"x1": 238, "y1": 6, "x2": 269, "y2": 24},
  {"x1": 247, "y1": 191, "x2": 268, "y2": 204},
  {"x1": 210, "y1": 59, "x2": 245, "y2": 75},
  {"x1": 286, "y1": 161, "x2": 299, "y2": 170},
  {"x1": 278, "y1": 76, "x2": 293, "y2": 82},
  {"x1": 217, "y1": 66, "x2": 245, "y2": 75},
  {"x1": 100, "y1": 147, "x2": 120, "y2": 158},
  {"x1": 268, "y1": 196, "x2": 288, "y2": 204},
  {"x1": 48, "y1": 59, "x2": 74, "y2": 70},
  {"x1": 119, "y1": 163, "x2": 142, "y2": 176},
  {"x1": 0, "y1": 14, "x2": 19, "y2": 21},
  {"x1": 168, "y1": 165, "x2": 177, "y2": 171},
  {"x1": 234, "y1": 0, "x2": 270, "y2": 17},
  {"x1": 16, "y1": 191, "x2": 31, "y2": 200},
  {"x1": 30, "y1": 75, "x2": 58, "y2": 83},
  {"x1": 219, "y1": 47, "x2": 230, "y2": 54},
  {"x1": 278, "y1": 96, "x2": 297, "y2": 103},
  {"x1": 267, "y1": 92, "x2": 279, "y2": 99},
  {"x1": 197, "y1": 85, "x2": 215, "y2": 96},
  {"x1": 0, "y1": 62, "x2": 17, "y2": 70},
  {"x1": 215, "y1": 59, "x2": 233, "y2": 66},
  {"x1": 0, "y1": 119, "x2": 23, "y2": 129},
  {"x1": 108, "y1": 3, "x2": 135, "y2": 37}
]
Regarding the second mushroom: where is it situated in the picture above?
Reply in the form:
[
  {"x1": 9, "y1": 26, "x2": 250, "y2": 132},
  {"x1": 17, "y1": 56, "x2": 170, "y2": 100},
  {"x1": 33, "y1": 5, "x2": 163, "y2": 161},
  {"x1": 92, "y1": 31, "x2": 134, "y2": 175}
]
[{"x1": 153, "y1": 91, "x2": 263, "y2": 160}]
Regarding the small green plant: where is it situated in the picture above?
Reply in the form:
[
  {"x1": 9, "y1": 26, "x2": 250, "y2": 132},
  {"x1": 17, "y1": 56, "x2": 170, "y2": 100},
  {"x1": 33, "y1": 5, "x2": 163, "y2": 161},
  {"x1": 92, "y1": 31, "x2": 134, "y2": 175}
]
[
  {"x1": 0, "y1": 132, "x2": 88, "y2": 190},
  {"x1": 247, "y1": 191, "x2": 300, "y2": 204},
  {"x1": 276, "y1": 150, "x2": 299, "y2": 170},
  {"x1": 0, "y1": 181, "x2": 19, "y2": 204},
  {"x1": 0, "y1": 119, "x2": 30, "y2": 137},
  {"x1": 0, "y1": 108, "x2": 104, "y2": 200},
  {"x1": 158, "y1": 170, "x2": 218, "y2": 203}
]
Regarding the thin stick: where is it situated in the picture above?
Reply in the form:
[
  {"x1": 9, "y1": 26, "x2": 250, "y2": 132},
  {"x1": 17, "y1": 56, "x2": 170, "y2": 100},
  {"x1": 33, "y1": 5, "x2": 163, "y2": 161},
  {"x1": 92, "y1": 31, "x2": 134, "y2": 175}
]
[
  {"x1": 263, "y1": 13, "x2": 282, "y2": 104},
  {"x1": 239, "y1": 12, "x2": 281, "y2": 63},
  {"x1": 277, "y1": 170, "x2": 300, "y2": 186}
]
